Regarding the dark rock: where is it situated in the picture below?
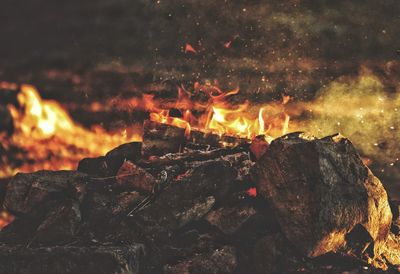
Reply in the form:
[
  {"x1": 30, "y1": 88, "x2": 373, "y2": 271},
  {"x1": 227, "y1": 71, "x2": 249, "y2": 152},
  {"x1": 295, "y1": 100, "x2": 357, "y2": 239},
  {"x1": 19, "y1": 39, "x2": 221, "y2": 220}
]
[
  {"x1": 116, "y1": 161, "x2": 157, "y2": 194},
  {"x1": 4, "y1": 171, "x2": 88, "y2": 215},
  {"x1": 111, "y1": 191, "x2": 144, "y2": 216},
  {"x1": 205, "y1": 204, "x2": 256, "y2": 235},
  {"x1": 34, "y1": 199, "x2": 81, "y2": 245},
  {"x1": 249, "y1": 135, "x2": 269, "y2": 161},
  {"x1": 256, "y1": 133, "x2": 392, "y2": 258},
  {"x1": 105, "y1": 142, "x2": 142, "y2": 173},
  {"x1": 0, "y1": 244, "x2": 145, "y2": 274},
  {"x1": 136, "y1": 160, "x2": 236, "y2": 232},
  {"x1": 389, "y1": 199, "x2": 400, "y2": 235},
  {"x1": 164, "y1": 245, "x2": 237, "y2": 274},
  {"x1": 142, "y1": 120, "x2": 186, "y2": 156},
  {"x1": 253, "y1": 233, "x2": 297, "y2": 274},
  {"x1": 77, "y1": 156, "x2": 110, "y2": 177},
  {"x1": 0, "y1": 178, "x2": 9, "y2": 207},
  {"x1": 80, "y1": 192, "x2": 114, "y2": 235},
  {"x1": 77, "y1": 142, "x2": 142, "y2": 177}
]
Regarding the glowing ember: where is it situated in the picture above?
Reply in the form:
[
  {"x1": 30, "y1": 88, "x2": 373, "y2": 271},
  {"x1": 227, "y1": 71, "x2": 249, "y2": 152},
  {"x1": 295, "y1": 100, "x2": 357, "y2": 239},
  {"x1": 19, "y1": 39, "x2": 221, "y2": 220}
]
[
  {"x1": 0, "y1": 209, "x2": 14, "y2": 230},
  {"x1": 184, "y1": 43, "x2": 197, "y2": 54},
  {"x1": 247, "y1": 187, "x2": 257, "y2": 197}
]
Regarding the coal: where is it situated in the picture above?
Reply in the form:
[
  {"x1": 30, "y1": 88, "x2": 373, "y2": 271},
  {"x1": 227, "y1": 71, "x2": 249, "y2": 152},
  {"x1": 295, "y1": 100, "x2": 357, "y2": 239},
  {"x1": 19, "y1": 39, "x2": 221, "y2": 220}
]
[
  {"x1": 0, "y1": 244, "x2": 145, "y2": 274},
  {"x1": 252, "y1": 232, "x2": 297, "y2": 274},
  {"x1": 116, "y1": 161, "x2": 157, "y2": 194},
  {"x1": 78, "y1": 142, "x2": 142, "y2": 177},
  {"x1": 0, "y1": 178, "x2": 9, "y2": 207},
  {"x1": 2, "y1": 132, "x2": 400, "y2": 272},
  {"x1": 77, "y1": 156, "x2": 110, "y2": 177},
  {"x1": 143, "y1": 120, "x2": 185, "y2": 156},
  {"x1": 164, "y1": 245, "x2": 238, "y2": 274},
  {"x1": 256, "y1": 133, "x2": 393, "y2": 259},
  {"x1": 205, "y1": 204, "x2": 257, "y2": 235},
  {"x1": 4, "y1": 171, "x2": 88, "y2": 215},
  {"x1": 105, "y1": 142, "x2": 142, "y2": 172}
]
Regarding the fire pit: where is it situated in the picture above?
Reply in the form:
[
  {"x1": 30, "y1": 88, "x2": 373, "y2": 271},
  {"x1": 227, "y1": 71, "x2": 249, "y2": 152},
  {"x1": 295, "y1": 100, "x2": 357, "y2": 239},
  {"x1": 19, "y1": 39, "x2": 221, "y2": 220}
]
[{"x1": 1, "y1": 1, "x2": 400, "y2": 273}]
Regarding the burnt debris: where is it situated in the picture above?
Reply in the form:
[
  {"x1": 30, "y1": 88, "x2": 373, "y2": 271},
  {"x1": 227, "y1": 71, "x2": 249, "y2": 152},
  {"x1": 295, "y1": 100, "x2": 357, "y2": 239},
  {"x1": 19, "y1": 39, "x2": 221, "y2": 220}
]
[{"x1": 0, "y1": 125, "x2": 400, "y2": 273}]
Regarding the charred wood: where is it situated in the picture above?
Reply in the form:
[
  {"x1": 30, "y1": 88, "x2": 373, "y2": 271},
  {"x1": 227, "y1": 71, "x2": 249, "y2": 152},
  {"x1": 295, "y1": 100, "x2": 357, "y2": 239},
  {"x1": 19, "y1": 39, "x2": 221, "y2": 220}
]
[{"x1": 143, "y1": 120, "x2": 249, "y2": 156}]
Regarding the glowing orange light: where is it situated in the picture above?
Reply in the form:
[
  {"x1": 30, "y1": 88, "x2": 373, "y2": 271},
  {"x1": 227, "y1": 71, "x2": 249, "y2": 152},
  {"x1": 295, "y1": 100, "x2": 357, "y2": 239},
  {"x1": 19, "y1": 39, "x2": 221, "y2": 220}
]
[{"x1": 185, "y1": 43, "x2": 197, "y2": 54}]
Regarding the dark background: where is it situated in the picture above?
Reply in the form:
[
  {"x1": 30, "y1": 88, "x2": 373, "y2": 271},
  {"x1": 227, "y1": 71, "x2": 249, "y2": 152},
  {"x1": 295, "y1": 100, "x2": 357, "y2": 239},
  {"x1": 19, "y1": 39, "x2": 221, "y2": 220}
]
[{"x1": 1, "y1": 0, "x2": 399, "y2": 102}]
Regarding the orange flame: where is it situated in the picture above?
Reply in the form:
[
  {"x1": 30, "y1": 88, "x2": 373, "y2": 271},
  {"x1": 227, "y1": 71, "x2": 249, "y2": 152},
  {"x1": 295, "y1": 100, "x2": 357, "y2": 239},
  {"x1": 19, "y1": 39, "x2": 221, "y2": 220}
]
[
  {"x1": 2, "y1": 84, "x2": 141, "y2": 177},
  {"x1": 1, "y1": 82, "x2": 291, "y2": 177},
  {"x1": 184, "y1": 43, "x2": 197, "y2": 54},
  {"x1": 147, "y1": 83, "x2": 291, "y2": 140},
  {"x1": 0, "y1": 210, "x2": 14, "y2": 230}
]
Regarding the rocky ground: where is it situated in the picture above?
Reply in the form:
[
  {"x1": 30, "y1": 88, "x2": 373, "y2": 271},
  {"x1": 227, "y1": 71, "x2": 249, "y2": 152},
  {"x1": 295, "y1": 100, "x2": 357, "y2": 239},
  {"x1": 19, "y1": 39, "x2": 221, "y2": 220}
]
[{"x1": 1, "y1": 132, "x2": 400, "y2": 273}]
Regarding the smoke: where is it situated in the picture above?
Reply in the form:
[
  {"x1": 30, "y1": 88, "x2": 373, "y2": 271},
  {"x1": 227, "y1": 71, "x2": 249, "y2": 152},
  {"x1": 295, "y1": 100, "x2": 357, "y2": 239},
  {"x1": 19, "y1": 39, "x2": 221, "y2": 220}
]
[{"x1": 292, "y1": 70, "x2": 399, "y2": 166}]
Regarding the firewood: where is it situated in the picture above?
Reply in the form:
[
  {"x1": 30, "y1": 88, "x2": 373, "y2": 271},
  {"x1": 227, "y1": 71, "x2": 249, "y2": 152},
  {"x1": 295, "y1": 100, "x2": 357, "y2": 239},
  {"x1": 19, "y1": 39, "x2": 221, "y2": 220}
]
[
  {"x1": 142, "y1": 120, "x2": 249, "y2": 156},
  {"x1": 137, "y1": 145, "x2": 248, "y2": 169},
  {"x1": 142, "y1": 120, "x2": 186, "y2": 156}
]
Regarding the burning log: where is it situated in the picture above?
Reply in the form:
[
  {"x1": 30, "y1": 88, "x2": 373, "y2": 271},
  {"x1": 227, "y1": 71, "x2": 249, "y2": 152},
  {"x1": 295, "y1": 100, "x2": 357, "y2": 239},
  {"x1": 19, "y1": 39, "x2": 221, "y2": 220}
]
[
  {"x1": 143, "y1": 120, "x2": 249, "y2": 156},
  {"x1": 142, "y1": 120, "x2": 186, "y2": 156},
  {"x1": 255, "y1": 133, "x2": 393, "y2": 259}
]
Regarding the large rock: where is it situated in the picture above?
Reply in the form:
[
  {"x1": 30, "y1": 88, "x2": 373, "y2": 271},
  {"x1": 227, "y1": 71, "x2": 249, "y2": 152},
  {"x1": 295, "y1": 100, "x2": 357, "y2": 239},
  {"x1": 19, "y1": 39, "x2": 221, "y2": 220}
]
[
  {"x1": 4, "y1": 171, "x2": 88, "y2": 215},
  {"x1": 256, "y1": 133, "x2": 392, "y2": 258}
]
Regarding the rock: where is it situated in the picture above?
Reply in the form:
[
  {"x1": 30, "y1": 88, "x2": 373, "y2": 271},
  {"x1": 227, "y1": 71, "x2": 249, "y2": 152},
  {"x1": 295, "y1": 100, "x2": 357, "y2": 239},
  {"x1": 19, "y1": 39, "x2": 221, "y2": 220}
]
[
  {"x1": 205, "y1": 204, "x2": 256, "y2": 235},
  {"x1": 77, "y1": 156, "x2": 110, "y2": 177},
  {"x1": 389, "y1": 199, "x2": 400, "y2": 235},
  {"x1": 77, "y1": 142, "x2": 142, "y2": 177},
  {"x1": 0, "y1": 244, "x2": 145, "y2": 274},
  {"x1": 136, "y1": 160, "x2": 236, "y2": 232},
  {"x1": 116, "y1": 161, "x2": 157, "y2": 193},
  {"x1": 34, "y1": 199, "x2": 81, "y2": 245},
  {"x1": 111, "y1": 191, "x2": 144, "y2": 216},
  {"x1": 253, "y1": 233, "x2": 297, "y2": 274},
  {"x1": 105, "y1": 142, "x2": 142, "y2": 173},
  {"x1": 4, "y1": 171, "x2": 88, "y2": 215},
  {"x1": 380, "y1": 232, "x2": 400, "y2": 271},
  {"x1": 164, "y1": 246, "x2": 237, "y2": 274},
  {"x1": 175, "y1": 196, "x2": 216, "y2": 228},
  {"x1": 0, "y1": 178, "x2": 9, "y2": 207},
  {"x1": 256, "y1": 133, "x2": 392, "y2": 258},
  {"x1": 249, "y1": 135, "x2": 269, "y2": 161}
]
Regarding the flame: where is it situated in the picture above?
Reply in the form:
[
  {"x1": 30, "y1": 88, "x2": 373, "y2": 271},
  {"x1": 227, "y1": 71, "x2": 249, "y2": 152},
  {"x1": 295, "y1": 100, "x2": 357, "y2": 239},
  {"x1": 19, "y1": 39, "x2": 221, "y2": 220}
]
[
  {"x1": 147, "y1": 83, "x2": 291, "y2": 140},
  {"x1": 0, "y1": 209, "x2": 14, "y2": 230},
  {"x1": 1, "y1": 84, "x2": 141, "y2": 177},
  {"x1": 1, "y1": 81, "x2": 291, "y2": 177}
]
